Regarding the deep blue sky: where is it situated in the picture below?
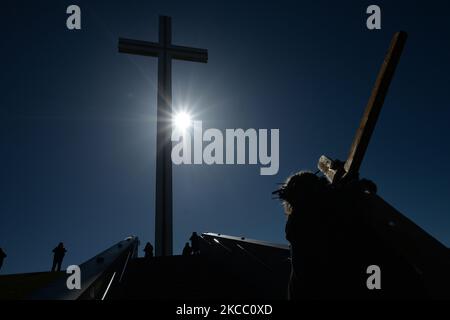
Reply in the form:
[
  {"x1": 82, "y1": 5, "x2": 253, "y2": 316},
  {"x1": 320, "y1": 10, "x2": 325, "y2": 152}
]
[{"x1": 1, "y1": 0, "x2": 449, "y2": 274}]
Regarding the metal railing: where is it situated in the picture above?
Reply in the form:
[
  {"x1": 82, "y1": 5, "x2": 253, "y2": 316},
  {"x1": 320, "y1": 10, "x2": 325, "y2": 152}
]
[{"x1": 29, "y1": 236, "x2": 139, "y2": 300}]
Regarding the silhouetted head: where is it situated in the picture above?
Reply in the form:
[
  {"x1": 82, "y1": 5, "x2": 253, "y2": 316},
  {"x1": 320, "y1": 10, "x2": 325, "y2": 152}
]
[
  {"x1": 273, "y1": 171, "x2": 327, "y2": 215},
  {"x1": 185, "y1": 242, "x2": 190, "y2": 247},
  {"x1": 192, "y1": 232, "x2": 197, "y2": 236},
  {"x1": 58, "y1": 242, "x2": 64, "y2": 248}
]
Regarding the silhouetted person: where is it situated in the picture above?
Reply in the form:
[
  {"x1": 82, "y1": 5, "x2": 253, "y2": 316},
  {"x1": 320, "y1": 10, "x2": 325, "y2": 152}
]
[
  {"x1": 144, "y1": 242, "x2": 154, "y2": 259},
  {"x1": 182, "y1": 242, "x2": 192, "y2": 256},
  {"x1": 273, "y1": 171, "x2": 329, "y2": 300},
  {"x1": 190, "y1": 232, "x2": 201, "y2": 255},
  {"x1": 274, "y1": 171, "x2": 425, "y2": 300},
  {"x1": 274, "y1": 171, "x2": 381, "y2": 299},
  {"x1": 51, "y1": 242, "x2": 67, "y2": 272},
  {"x1": 0, "y1": 248, "x2": 6, "y2": 271}
]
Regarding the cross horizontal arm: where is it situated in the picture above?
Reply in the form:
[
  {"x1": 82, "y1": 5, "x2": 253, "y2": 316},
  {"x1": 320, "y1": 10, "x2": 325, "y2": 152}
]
[
  {"x1": 118, "y1": 38, "x2": 162, "y2": 58},
  {"x1": 118, "y1": 38, "x2": 208, "y2": 63},
  {"x1": 169, "y1": 45, "x2": 208, "y2": 63}
]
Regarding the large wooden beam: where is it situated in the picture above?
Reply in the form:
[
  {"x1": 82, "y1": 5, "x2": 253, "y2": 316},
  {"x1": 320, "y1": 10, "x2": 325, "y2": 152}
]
[{"x1": 344, "y1": 32, "x2": 407, "y2": 177}]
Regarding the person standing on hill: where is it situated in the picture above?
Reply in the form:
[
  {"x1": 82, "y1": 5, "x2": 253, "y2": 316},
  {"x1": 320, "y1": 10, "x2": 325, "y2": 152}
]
[
  {"x1": 51, "y1": 242, "x2": 67, "y2": 272},
  {"x1": 190, "y1": 232, "x2": 201, "y2": 255},
  {"x1": 0, "y1": 248, "x2": 6, "y2": 272}
]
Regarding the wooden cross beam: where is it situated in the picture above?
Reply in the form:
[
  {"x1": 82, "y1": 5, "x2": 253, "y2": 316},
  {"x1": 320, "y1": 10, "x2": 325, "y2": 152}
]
[
  {"x1": 118, "y1": 16, "x2": 208, "y2": 256},
  {"x1": 318, "y1": 32, "x2": 407, "y2": 184}
]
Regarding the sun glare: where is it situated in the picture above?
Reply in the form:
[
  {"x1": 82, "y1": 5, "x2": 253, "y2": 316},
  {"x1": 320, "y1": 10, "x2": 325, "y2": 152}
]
[{"x1": 173, "y1": 111, "x2": 192, "y2": 131}]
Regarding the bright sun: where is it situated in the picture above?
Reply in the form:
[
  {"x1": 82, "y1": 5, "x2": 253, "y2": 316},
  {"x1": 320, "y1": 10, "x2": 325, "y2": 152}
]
[{"x1": 173, "y1": 111, "x2": 192, "y2": 131}]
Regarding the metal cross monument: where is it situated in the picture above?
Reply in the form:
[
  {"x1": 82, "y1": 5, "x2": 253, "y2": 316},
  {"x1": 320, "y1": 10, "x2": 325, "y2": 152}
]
[{"x1": 118, "y1": 16, "x2": 208, "y2": 256}]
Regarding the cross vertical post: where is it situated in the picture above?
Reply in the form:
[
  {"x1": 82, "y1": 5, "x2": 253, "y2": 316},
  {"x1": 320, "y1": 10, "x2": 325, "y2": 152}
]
[{"x1": 155, "y1": 16, "x2": 173, "y2": 257}]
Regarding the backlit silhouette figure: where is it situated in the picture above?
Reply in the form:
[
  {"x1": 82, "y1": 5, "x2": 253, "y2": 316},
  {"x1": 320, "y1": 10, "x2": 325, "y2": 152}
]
[
  {"x1": 0, "y1": 248, "x2": 6, "y2": 271},
  {"x1": 274, "y1": 171, "x2": 404, "y2": 300},
  {"x1": 182, "y1": 242, "x2": 192, "y2": 256},
  {"x1": 189, "y1": 232, "x2": 201, "y2": 255},
  {"x1": 273, "y1": 171, "x2": 329, "y2": 300},
  {"x1": 51, "y1": 242, "x2": 67, "y2": 272},
  {"x1": 143, "y1": 242, "x2": 154, "y2": 259}
]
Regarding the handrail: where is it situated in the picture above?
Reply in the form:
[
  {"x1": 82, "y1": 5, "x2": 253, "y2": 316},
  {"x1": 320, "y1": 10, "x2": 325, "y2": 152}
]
[{"x1": 29, "y1": 236, "x2": 139, "y2": 300}]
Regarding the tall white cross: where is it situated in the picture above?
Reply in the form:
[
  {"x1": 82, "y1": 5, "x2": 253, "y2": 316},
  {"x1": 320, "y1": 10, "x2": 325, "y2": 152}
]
[{"x1": 119, "y1": 16, "x2": 208, "y2": 256}]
